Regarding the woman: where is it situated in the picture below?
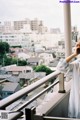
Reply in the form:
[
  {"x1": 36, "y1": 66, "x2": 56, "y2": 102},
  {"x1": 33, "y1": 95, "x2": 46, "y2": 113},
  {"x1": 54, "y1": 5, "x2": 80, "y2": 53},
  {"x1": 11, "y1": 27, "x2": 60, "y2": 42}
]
[{"x1": 57, "y1": 41, "x2": 80, "y2": 118}]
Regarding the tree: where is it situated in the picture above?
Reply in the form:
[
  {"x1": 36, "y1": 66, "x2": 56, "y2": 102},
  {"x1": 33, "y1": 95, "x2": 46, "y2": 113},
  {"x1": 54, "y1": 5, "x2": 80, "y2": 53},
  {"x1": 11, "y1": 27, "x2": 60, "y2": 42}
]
[
  {"x1": 33, "y1": 65, "x2": 53, "y2": 75},
  {"x1": 0, "y1": 42, "x2": 10, "y2": 55},
  {"x1": 0, "y1": 42, "x2": 10, "y2": 66},
  {"x1": 17, "y1": 59, "x2": 27, "y2": 66},
  {"x1": 3, "y1": 56, "x2": 27, "y2": 66},
  {"x1": 33, "y1": 65, "x2": 56, "y2": 84}
]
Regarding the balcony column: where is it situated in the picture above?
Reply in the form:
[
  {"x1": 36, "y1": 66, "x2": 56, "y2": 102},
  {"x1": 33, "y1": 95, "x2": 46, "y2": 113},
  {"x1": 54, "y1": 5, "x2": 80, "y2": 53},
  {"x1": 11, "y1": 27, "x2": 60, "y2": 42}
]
[
  {"x1": 58, "y1": 73, "x2": 65, "y2": 93},
  {"x1": 64, "y1": 3, "x2": 72, "y2": 57}
]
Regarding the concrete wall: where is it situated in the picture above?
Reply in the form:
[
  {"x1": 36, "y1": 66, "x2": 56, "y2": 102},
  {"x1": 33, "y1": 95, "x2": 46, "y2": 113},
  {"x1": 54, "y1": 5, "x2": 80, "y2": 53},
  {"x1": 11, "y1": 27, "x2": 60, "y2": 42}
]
[{"x1": 47, "y1": 92, "x2": 70, "y2": 118}]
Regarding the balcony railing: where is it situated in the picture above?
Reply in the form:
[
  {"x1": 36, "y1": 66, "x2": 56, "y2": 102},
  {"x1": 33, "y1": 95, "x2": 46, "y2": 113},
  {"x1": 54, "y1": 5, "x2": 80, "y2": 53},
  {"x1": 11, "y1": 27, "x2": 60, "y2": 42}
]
[
  {"x1": 0, "y1": 79, "x2": 7, "y2": 84},
  {"x1": 0, "y1": 70, "x2": 66, "y2": 120}
]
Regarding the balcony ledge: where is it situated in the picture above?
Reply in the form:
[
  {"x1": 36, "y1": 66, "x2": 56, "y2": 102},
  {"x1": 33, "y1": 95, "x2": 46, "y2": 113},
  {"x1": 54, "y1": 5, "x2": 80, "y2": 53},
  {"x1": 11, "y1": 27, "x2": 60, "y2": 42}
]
[{"x1": 36, "y1": 80, "x2": 71, "y2": 117}]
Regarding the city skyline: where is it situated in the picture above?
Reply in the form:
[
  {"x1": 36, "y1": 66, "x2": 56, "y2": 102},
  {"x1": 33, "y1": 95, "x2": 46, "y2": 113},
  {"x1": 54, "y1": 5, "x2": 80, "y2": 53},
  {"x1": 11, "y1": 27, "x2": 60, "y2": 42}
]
[{"x1": 0, "y1": 0, "x2": 80, "y2": 32}]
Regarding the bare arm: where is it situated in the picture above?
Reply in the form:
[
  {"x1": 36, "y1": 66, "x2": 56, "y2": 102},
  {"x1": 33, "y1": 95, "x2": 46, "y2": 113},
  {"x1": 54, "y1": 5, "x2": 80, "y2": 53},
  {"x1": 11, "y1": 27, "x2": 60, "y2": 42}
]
[
  {"x1": 65, "y1": 45, "x2": 79, "y2": 63},
  {"x1": 66, "y1": 40, "x2": 80, "y2": 63},
  {"x1": 66, "y1": 53, "x2": 77, "y2": 63}
]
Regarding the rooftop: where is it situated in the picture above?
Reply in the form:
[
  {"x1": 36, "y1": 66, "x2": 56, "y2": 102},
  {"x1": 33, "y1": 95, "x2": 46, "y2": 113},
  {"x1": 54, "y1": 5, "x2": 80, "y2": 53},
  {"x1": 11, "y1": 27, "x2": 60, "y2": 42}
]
[{"x1": 2, "y1": 82, "x2": 20, "y2": 92}]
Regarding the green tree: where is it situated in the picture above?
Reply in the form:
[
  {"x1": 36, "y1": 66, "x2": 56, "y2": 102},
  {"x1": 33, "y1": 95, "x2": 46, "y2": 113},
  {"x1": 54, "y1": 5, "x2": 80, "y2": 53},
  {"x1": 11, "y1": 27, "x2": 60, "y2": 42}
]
[
  {"x1": 4, "y1": 57, "x2": 12, "y2": 66},
  {"x1": 33, "y1": 65, "x2": 56, "y2": 84},
  {"x1": 0, "y1": 42, "x2": 10, "y2": 55},
  {"x1": 33, "y1": 65, "x2": 53, "y2": 75},
  {"x1": 18, "y1": 59, "x2": 27, "y2": 66},
  {"x1": 3, "y1": 56, "x2": 27, "y2": 66}
]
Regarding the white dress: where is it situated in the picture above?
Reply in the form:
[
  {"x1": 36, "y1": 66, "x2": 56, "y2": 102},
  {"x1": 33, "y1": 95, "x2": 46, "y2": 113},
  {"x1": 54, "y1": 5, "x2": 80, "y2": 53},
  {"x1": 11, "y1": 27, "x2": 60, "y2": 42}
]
[{"x1": 57, "y1": 59, "x2": 80, "y2": 118}]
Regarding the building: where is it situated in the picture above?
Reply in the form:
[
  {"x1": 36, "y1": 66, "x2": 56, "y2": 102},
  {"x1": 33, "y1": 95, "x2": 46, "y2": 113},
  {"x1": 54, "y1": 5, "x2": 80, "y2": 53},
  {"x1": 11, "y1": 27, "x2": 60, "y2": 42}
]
[
  {"x1": 27, "y1": 57, "x2": 43, "y2": 66},
  {"x1": 18, "y1": 72, "x2": 46, "y2": 86},
  {"x1": 39, "y1": 52, "x2": 54, "y2": 65},
  {"x1": 50, "y1": 28, "x2": 61, "y2": 34},
  {"x1": 30, "y1": 18, "x2": 41, "y2": 31},
  {"x1": 1, "y1": 82, "x2": 21, "y2": 99},
  {"x1": 6, "y1": 66, "x2": 33, "y2": 76},
  {"x1": 13, "y1": 18, "x2": 30, "y2": 30},
  {"x1": 0, "y1": 32, "x2": 31, "y2": 47},
  {"x1": 0, "y1": 23, "x2": 4, "y2": 33},
  {"x1": 72, "y1": 26, "x2": 78, "y2": 42},
  {"x1": 3, "y1": 21, "x2": 13, "y2": 33}
]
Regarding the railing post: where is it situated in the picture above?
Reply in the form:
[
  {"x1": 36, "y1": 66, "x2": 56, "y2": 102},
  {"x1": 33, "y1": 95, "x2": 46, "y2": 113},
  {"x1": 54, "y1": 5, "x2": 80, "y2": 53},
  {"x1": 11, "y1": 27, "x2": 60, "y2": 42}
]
[
  {"x1": 34, "y1": 115, "x2": 43, "y2": 120},
  {"x1": 25, "y1": 107, "x2": 44, "y2": 120},
  {"x1": 25, "y1": 106, "x2": 36, "y2": 120},
  {"x1": 58, "y1": 73, "x2": 66, "y2": 93}
]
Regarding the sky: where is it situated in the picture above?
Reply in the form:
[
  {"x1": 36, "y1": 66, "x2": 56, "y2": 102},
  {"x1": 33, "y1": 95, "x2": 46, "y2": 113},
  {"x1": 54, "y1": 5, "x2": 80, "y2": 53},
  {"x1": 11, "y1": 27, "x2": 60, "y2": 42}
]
[{"x1": 0, "y1": 0, "x2": 80, "y2": 32}]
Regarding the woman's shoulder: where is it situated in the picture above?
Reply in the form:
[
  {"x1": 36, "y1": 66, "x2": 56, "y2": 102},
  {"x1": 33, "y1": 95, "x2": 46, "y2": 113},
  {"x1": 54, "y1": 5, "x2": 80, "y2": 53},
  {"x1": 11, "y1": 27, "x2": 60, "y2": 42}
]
[{"x1": 70, "y1": 59, "x2": 80, "y2": 65}]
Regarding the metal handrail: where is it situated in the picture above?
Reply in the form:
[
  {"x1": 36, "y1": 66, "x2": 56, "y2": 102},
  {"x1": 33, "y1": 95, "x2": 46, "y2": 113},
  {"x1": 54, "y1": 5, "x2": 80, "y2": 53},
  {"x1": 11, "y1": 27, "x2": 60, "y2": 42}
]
[
  {"x1": 15, "y1": 80, "x2": 59, "y2": 111},
  {"x1": 0, "y1": 70, "x2": 60, "y2": 109},
  {"x1": 43, "y1": 116, "x2": 80, "y2": 120},
  {"x1": 9, "y1": 111, "x2": 23, "y2": 120},
  {"x1": 0, "y1": 79, "x2": 7, "y2": 84}
]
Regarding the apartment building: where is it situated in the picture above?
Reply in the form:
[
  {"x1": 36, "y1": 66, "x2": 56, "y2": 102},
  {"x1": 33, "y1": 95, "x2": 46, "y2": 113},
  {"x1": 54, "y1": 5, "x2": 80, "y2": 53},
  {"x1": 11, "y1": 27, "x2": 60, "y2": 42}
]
[
  {"x1": 0, "y1": 21, "x2": 14, "y2": 33},
  {"x1": 13, "y1": 18, "x2": 30, "y2": 30},
  {"x1": 0, "y1": 24, "x2": 4, "y2": 33},
  {"x1": 0, "y1": 32, "x2": 32, "y2": 47},
  {"x1": 13, "y1": 19, "x2": 48, "y2": 34}
]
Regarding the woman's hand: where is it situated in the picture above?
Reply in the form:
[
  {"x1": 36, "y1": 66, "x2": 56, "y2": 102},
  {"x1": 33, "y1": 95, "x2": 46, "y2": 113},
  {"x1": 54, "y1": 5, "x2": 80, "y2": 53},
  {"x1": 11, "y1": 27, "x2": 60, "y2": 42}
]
[
  {"x1": 66, "y1": 41, "x2": 80, "y2": 63},
  {"x1": 74, "y1": 47, "x2": 79, "y2": 56},
  {"x1": 75, "y1": 41, "x2": 80, "y2": 55}
]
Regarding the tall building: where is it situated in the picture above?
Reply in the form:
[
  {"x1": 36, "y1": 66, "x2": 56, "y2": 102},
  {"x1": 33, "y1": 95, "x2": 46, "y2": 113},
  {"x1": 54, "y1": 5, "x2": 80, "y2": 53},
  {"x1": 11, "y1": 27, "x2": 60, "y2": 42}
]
[
  {"x1": 72, "y1": 26, "x2": 78, "y2": 42},
  {"x1": 30, "y1": 18, "x2": 40, "y2": 31},
  {"x1": 30, "y1": 18, "x2": 48, "y2": 33},
  {"x1": 13, "y1": 18, "x2": 44, "y2": 32},
  {"x1": 13, "y1": 18, "x2": 30, "y2": 30},
  {"x1": 0, "y1": 21, "x2": 13, "y2": 33},
  {"x1": 0, "y1": 22, "x2": 4, "y2": 33},
  {"x1": 38, "y1": 21, "x2": 48, "y2": 34},
  {"x1": 3, "y1": 21, "x2": 12, "y2": 33}
]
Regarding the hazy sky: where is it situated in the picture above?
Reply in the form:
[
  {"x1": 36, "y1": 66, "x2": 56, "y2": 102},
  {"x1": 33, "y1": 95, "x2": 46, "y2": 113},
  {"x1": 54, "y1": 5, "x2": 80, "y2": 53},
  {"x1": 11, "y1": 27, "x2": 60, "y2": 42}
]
[{"x1": 0, "y1": 0, "x2": 80, "y2": 32}]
